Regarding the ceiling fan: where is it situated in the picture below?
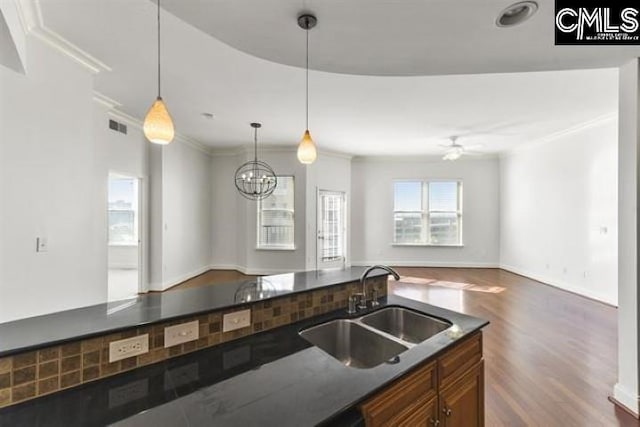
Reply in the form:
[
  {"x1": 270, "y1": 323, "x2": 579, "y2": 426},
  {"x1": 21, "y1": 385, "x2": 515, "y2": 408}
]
[{"x1": 439, "y1": 136, "x2": 484, "y2": 161}]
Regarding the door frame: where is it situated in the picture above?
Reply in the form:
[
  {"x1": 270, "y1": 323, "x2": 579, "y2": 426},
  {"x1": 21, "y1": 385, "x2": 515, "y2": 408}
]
[{"x1": 107, "y1": 171, "x2": 148, "y2": 295}]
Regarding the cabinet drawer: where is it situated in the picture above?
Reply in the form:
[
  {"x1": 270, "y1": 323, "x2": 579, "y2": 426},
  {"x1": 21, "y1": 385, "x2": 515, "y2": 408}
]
[
  {"x1": 438, "y1": 332, "x2": 482, "y2": 389},
  {"x1": 360, "y1": 361, "x2": 437, "y2": 427}
]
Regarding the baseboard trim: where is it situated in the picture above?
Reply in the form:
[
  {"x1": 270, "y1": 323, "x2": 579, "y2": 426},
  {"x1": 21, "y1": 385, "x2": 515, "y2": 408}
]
[
  {"x1": 108, "y1": 264, "x2": 138, "y2": 270},
  {"x1": 499, "y1": 264, "x2": 617, "y2": 307},
  {"x1": 351, "y1": 261, "x2": 499, "y2": 268},
  {"x1": 208, "y1": 264, "x2": 246, "y2": 274},
  {"x1": 612, "y1": 384, "x2": 640, "y2": 418}
]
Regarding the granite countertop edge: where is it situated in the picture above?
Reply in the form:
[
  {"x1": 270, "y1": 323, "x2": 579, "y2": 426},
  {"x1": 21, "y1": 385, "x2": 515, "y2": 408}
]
[
  {"x1": 113, "y1": 295, "x2": 489, "y2": 427},
  {"x1": 0, "y1": 267, "x2": 387, "y2": 357}
]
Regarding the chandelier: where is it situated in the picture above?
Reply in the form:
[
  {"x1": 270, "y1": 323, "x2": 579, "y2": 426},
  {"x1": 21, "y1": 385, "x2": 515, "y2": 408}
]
[{"x1": 234, "y1": 123, "x2": 277, "y2": 200}]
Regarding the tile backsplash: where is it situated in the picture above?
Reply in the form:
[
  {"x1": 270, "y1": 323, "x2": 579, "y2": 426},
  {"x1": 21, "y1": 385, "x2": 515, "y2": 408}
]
[{"x1": 0, "y1": 277, "x2": 386, "y2": 408}]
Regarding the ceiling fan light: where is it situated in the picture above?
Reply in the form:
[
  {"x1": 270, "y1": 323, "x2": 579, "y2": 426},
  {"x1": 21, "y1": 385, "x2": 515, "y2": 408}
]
[
  {"x1": 297, "y1": 129, "x2": 317, "y2": 164},
  {"x1": 443, "y1": 151, "x2": 462, "y2": 161},
  {"x1": 143, "y1": 97, "x2": 175, "y2": 145}
]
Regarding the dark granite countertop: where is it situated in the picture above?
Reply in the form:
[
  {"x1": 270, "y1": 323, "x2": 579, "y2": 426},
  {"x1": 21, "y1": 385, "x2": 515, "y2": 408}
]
[
  {"x1": 0, "y1": 267, "x2": 386, "y2": 357},
  {"x1": 0, "y1": 295, "x2": 488, "y2": 426}
]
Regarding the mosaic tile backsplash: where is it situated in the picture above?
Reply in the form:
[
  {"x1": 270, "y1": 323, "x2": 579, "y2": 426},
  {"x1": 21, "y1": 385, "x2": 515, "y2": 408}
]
[{"x1": 0, "y1": 277, "x2": 386, "y2": 408}]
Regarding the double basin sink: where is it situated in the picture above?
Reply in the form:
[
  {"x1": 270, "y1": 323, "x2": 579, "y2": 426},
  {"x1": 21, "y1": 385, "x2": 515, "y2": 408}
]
[{"x1": 299, "y1": 306, "x2": 452, "y2": 369}]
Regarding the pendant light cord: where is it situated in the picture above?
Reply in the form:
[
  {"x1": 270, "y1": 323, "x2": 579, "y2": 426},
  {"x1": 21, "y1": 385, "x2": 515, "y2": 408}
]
[
  {"x1": 157, "y1": 0, "x2": 161, "y2": 98},
  {"x1": 305, "y1": 23, "x2": 309, "y2": 130},
  {"x1": 254, "y1": 126, "x2": 258, "y2": 162}
]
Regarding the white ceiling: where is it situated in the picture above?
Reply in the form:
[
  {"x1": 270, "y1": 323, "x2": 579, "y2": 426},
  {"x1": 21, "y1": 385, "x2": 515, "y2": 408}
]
[
  {"x1": 40, "y1": 0, "x2": 620, "y2": 156},
  {"x1": 161, "y1": 0, "x2": 640, "y2": 76}
]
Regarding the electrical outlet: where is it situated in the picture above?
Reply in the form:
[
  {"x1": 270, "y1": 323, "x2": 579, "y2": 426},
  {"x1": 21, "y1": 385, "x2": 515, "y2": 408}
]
[
  {"x1": 164, "y1": 320, "x2": 199, "y2": 348},
  {"x1": 109, "y1": 334, "x2": 149, "y2": 362},
  {"x1": 223, "y1": 309, "x2": 251, "y2": 333}
]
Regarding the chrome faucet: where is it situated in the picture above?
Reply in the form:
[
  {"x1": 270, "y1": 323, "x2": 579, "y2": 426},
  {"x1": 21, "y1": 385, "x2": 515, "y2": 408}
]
[{"x1": 358, "y1": 265, "x2": 400, "y2": 309}]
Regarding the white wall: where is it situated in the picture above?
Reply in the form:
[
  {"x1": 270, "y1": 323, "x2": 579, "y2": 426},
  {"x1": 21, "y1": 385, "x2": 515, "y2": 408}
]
[
  {"x1": 210, "y1": 152, "x2": 240, "y2": 269},
  {"x1": 350, "y1": 157, "x2": 500, "y2": 267},
  {"x1": 499, "y1": 117, "x2": 618, "y2": 305},
  {"x1": 615, "y1": 59, "x2": 639, "y2": 415},
  {"x1": 211, "y1": 148, "x2": 308, "y2": 275},
  {"x1": 305, "y1": 153, "x2": 352, "y2": 270},
  {"x1": 210, "y1": 149, "x2": 353, "y2": 275},
  {"x1": 0, "y1": 37, "x2": 105, "y2": 322},
  {"x1": 157, "y1": 141, "x2": 213, "y2": 289},
  {"x1": 95, "y1": 104, "x2": 150, "y2": 282},
  {"x1": 0, "y1": 33, "x2": 212, "y2": 319}
]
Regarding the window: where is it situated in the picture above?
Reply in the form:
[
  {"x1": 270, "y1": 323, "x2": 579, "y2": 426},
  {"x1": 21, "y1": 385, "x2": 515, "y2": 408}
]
[
  {"x1": 257, "y1": 176, "x2": 295, "y2": 249},
  {"x1": 393, "y1": 180, "x2": 462, "y2": 245},
  {"x1": 108, "y1": 177, "x2": 138, "y2": 245}
]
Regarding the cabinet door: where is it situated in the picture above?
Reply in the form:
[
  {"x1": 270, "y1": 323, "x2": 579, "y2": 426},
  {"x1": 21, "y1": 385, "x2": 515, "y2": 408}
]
[
  {"x1": 394, "y1": 395, "x2": 439, "y2": 427},
  {"x1": 439, "y1": 361, "x2": 484, "y2": 427},
  {"x1": 360, "y1": 361, "x2": 437, "y2": 427}
]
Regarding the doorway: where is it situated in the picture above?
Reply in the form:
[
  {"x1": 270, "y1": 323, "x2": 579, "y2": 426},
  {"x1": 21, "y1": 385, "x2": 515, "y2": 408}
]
[
  {"x1": 107, "y1": 174, "x2": 141, "y2": 301},
  {"x1": 317, "y1": 190, "x2": 347, "y2": 269}
]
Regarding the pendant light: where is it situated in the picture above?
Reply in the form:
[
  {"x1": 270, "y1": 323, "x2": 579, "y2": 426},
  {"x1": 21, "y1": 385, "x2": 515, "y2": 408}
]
[
  {"x1": 234, "y1": 123, "x2": 278, "y2": 201},
  {"x1": 143, "y1": 0, "x2": 175, "y2": 145},
  {"x1": 297, "y1": 14, "x2": 318, "y2": 164}
]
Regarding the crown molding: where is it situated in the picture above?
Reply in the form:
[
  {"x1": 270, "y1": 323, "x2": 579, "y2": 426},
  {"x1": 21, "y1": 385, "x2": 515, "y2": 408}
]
[
  {"x1": 92, "y1": 92, "x2": 122, "y2": 110},
  {"x1": 500, "y1": 111, "x2": 617, "y2": 158},
  {"x1": 14, "y1": 0, "x2": 111, "y2": 74},
  {"x1": 352, "y1": 153, "x2": 498, "y2": 163},
  {"x1": 173, "y1": 133, "x2": 212, "y2": 157},
  {"x1": 318, "y1": 148, "x2": 354, "y2": 160},
  {"x1": 210, "y1": 144, "x2": 296, "y2": 157},
  {"x1": 93, "y1": 91, "x2": 213, "y2": 156},
  {"x1": 209, "y1": 146, "x2": 246, "y2": 157},
  {"x1": 209, "y1": 145, "x2": 353, "y2": 160}
]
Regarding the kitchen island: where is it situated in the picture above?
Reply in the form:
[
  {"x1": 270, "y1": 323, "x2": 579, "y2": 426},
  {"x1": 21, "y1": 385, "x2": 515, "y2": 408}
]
[{"x1": 0, "y1": 291, "x2": 487, "y2": 426}]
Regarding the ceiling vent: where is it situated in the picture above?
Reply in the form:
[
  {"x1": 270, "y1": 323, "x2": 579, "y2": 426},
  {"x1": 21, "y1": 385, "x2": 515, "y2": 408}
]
[{"x1": 108, "y1": 119, "x2": 127, "y2": 135}]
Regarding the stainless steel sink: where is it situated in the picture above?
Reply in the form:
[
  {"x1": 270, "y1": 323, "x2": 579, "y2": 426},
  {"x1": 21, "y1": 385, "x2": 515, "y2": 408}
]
[
  {"x1": 360, "y1": 307, "x2": 451, "y2": 344},
  {"x1": 300, "y1": 319, "x2": 409, "y2": 369}
]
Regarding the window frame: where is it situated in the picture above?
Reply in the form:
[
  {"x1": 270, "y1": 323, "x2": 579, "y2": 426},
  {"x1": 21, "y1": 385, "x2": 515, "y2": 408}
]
[
  {"x1": 256, "y1": 175, "x2": 296, "y2": 251},
  {"x1": 392, "y1": 179, "x2": 463, "y2": 247}
]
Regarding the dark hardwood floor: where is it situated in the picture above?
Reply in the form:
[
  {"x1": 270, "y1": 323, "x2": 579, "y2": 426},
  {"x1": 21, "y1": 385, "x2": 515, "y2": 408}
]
[
  {"x1": 167, "y1": 269, "x2": 257, "y2": 291},
  {"x1": 172, "y1": 267, "x2": 639, "y2": 426}
]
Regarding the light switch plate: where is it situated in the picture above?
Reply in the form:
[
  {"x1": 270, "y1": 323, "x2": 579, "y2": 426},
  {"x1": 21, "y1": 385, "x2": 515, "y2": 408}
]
[
  {"x1": 222, "y1": 309, "x2": 251, "y2": 333},
  {"x1": 109, "y1": 334, "x2": 149, "y2": 362},
  {"x1": 164, "y1": 320, "x2": 199, "y2": 348},
  {"x1": 36, "y1": 237, "x2": 48, "y2": 252}
]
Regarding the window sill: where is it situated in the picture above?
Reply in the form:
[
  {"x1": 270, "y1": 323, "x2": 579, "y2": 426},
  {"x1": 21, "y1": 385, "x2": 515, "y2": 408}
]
[
  {"x1": 255, "y1": 246, "x2": 296, "y2": 251},
  {"x1": 391, "y1": 243, "x2": 464, "y2": 248}
]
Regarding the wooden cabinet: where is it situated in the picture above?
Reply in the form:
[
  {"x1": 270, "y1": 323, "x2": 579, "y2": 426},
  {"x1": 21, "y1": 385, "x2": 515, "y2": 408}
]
[
  {"x1": 440, "y1": 361, "x2": 484, "y2": 427},
  {"x1": 360, "y1": 332, "x2": 484, "y2": 427},
  {"x1": 395, "y1": 395, "x2": 439, "y2": 427},
  {"x1": 360, "y1": 361, "x2": 437, "y2": 426}
]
